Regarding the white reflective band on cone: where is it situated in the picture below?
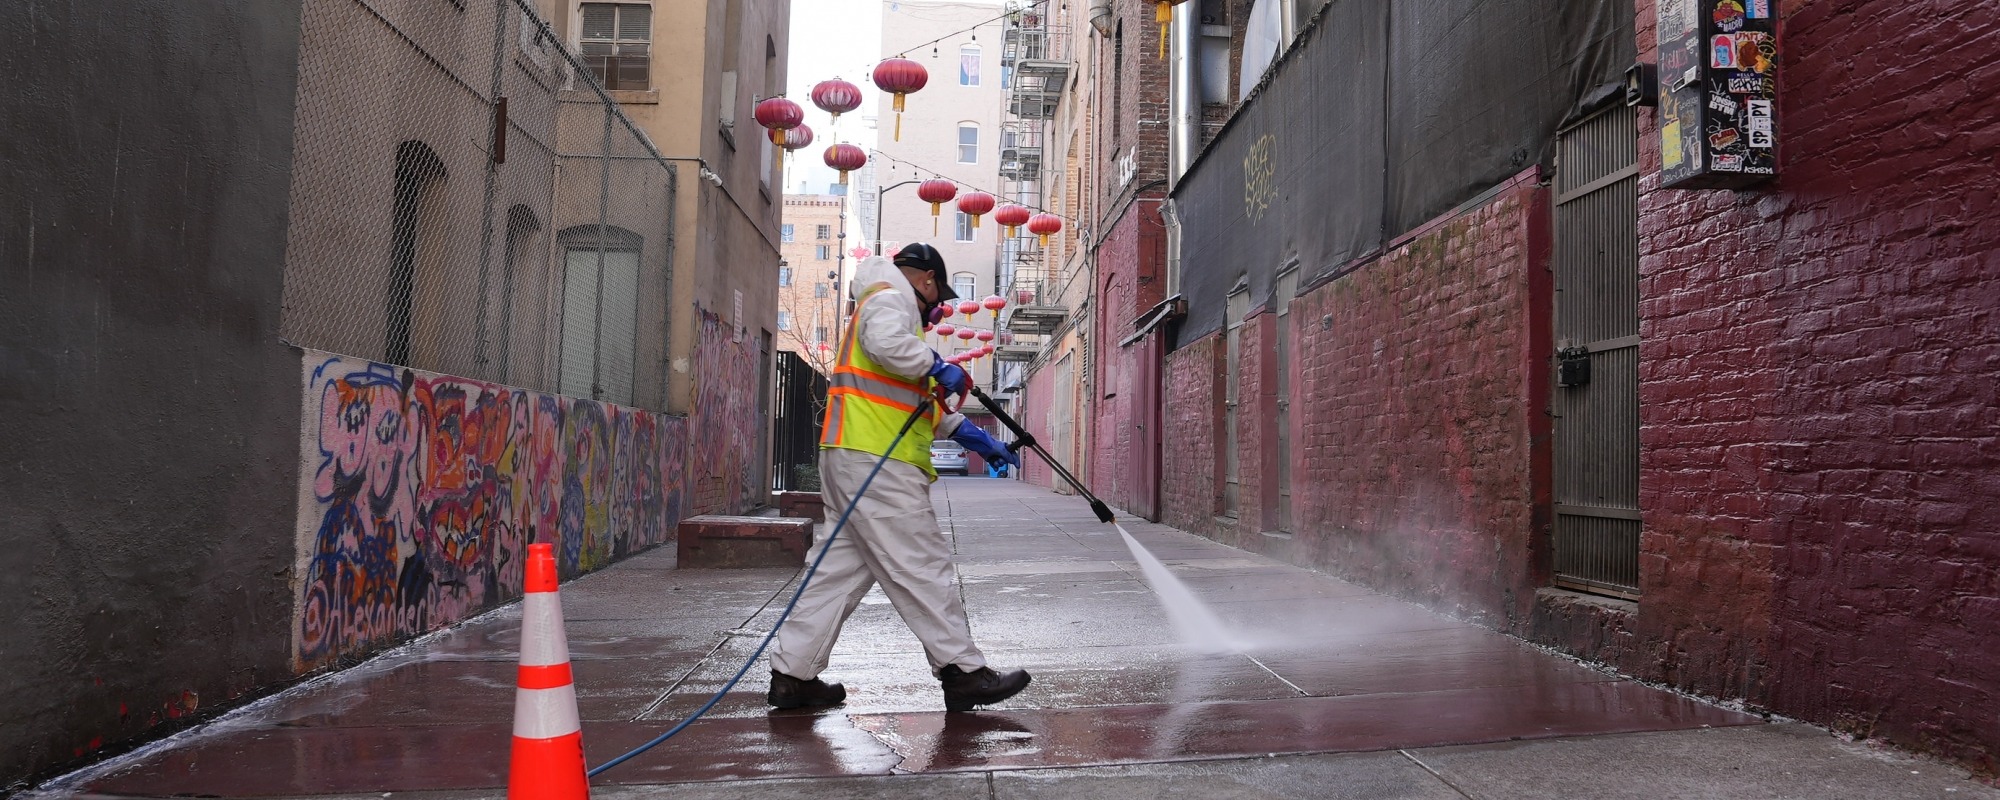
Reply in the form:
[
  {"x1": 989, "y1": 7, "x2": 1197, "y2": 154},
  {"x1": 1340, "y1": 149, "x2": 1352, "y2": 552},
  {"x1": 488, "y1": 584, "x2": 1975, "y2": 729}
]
[
  {"x1": 520, "y1": 593, "x2": 571, "y2": 667},
  {"x1": 513, "y1": 684, "x2": 582, "y2": 739}
]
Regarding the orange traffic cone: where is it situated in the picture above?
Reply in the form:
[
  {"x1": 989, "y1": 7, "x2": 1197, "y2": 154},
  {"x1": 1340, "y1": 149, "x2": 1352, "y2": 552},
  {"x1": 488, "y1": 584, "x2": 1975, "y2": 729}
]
[{"x1": 508, "y1": 543, "x2": 590, "y2": 799}]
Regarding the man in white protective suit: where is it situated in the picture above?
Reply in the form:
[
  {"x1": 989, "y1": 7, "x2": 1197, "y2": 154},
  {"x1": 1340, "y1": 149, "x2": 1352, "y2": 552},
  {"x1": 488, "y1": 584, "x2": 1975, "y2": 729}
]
[{"x1": 767, "y1": 243, "x2": 1030, "y2": 713}]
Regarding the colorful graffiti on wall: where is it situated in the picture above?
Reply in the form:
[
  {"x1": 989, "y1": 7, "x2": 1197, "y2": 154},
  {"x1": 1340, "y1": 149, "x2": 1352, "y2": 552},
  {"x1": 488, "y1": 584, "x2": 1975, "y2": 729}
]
[
  {"x1": 691, "y1": 306, "x2": 763, "y2": 515},
  {"x1": 294, "y1": 352, "x2": 688, "y2": 668}
]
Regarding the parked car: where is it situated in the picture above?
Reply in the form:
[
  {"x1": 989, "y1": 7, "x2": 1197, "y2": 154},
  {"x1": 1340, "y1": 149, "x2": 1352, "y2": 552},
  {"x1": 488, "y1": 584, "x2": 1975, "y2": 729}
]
[{"x1": 930, "y1": 440, "x2": 969, "y2": 476}]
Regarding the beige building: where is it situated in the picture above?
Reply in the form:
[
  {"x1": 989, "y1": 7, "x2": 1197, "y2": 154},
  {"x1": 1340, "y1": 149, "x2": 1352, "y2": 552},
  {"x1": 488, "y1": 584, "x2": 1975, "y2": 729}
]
[
  {"x1": 543, "y1": 0, "x2": 792, "y2": 415},
  {"x1": 778, "y1": 195, "x2": 848, "y2": 373},
  {"x1": 875, "y1": 0, "x2": 1008, "y2": 396}
]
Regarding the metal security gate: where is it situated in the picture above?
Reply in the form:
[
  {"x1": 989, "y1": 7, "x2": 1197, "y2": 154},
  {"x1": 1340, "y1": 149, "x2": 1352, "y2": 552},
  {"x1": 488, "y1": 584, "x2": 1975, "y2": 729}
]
[
  {"x1": 771, "y1": 351, "x2": 828, "y2": 491},
  {"x1": 1551, "y1": 104, "x2": 1641, "y2": 599}
]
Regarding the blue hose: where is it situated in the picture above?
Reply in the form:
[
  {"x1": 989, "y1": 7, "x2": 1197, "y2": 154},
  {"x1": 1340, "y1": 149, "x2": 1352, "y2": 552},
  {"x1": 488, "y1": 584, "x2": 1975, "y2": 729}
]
[{"x1": 586, "y1": 399, "x2": 934, "y2": 777}]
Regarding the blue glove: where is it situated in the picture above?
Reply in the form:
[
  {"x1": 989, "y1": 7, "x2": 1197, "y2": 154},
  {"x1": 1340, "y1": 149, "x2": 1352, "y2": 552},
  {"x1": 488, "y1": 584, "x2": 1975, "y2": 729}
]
[
  {"x1": 952, "y1": 423, "x2": 1020, "y2": 469},
  {"x1": 928, "y1": 353, "x2": 970, "y2": 396}
]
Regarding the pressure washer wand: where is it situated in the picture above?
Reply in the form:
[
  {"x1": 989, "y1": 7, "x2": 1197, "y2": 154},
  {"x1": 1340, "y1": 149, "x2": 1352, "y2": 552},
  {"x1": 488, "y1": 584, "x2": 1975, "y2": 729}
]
[{"x1": 968, "y1": 386, "x2": 1116, "y2": 524}]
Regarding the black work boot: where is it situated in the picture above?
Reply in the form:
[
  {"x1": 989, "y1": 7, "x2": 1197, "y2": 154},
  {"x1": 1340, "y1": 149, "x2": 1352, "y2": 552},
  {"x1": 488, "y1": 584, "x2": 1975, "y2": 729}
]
[
  {"x1": 939, "y1": 665, "x2": 1032, "y2": 712},
  {"x1": 767, "y1": 670, "x2": 847, "y2": 709}
]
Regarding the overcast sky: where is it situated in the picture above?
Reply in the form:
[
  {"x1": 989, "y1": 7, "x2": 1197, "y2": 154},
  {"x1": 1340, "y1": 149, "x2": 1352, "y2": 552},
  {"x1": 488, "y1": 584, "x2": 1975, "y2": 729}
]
[{"x1": 782, "y1": 1, "x2": 885, "y2": 194}]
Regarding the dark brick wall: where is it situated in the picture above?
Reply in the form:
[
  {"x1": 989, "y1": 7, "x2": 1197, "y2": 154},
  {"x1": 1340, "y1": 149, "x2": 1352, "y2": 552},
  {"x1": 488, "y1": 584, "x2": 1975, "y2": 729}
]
[{"x1": 1595, "y1": 0, "x2": 2000, "y2": 773}]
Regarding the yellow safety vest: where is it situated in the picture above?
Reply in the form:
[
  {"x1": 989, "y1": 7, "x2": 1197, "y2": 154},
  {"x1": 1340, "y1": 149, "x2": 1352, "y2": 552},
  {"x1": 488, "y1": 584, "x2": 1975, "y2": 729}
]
[{"x1": 821, "y1": 286, "x2": 940, "y2": 478}]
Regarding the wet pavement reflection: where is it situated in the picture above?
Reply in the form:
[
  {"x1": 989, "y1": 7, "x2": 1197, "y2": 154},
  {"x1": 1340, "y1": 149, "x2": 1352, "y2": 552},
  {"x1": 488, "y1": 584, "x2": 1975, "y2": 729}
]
[{"x1": 66, "y1": 479, "x2": 1759, "y2": 796}]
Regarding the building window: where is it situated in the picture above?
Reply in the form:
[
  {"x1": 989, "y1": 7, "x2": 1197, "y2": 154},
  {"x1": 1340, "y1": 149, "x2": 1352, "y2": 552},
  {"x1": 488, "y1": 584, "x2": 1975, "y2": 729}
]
[
  {"x1": 959, "y1": 45, "x2": 982, "y2": 86},
  {"x1": 952, "y1": 272, "x2": 977, "y2": 301},
  {"x1": 781, "y1": 223, "x2": 795, "y2": 242},
  {"x1": 955, "y1": 212, "x2": 975, "y2": 243},
  {"x1": 815, "y1": 283, "x2": 829, "y2": 298},
  {"x1": 815, "y1": 326, "x2": 829, "y2": 343},
  {"x1": 387, "y1": 141, "x2": 447, "y2": 368},
  {"x1": 580, "y1": 3, "x2": 651, "y2": 90},
  {"x1": 778, "y1": 310, "x2": 792, "y2": 331},
  {"x1": 558, "y1": 225, "x2": 644, "y2": 405},
  {"x1": 816, "y1": 245, "x2": 831, "y2": 260},
  {"x1": 816, "y1": 224, "x2": 832, "y2": 240},
  {"x1": 958, "y1": 124, "x2": 979, "y2": 164},
  {"x1": 779, "y1": 266, "x2": 792, "y2": 287}
]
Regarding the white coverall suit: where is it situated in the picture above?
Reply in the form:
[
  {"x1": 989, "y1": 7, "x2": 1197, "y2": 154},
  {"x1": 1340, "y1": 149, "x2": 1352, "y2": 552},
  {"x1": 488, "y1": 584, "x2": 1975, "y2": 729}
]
[{"x1": 770, "y1": 256, "x2": 986, "y2": 680}]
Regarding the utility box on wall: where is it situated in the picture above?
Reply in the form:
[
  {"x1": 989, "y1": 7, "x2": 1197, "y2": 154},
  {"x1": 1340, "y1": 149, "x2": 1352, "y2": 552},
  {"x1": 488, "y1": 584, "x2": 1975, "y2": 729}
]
[{"x1": 1657, "y1": 0, "x2": 1778, "y2": 189}]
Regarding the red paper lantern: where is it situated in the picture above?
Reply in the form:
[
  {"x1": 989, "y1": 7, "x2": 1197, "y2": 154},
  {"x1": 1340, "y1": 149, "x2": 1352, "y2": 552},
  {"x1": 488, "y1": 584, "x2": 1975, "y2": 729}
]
[
  {"x1": 993, "y1": 204, "x2": 1032, "y2": 238},
  {"x1": 955, "y1": 191, "x2": 996, "y2": 229},
  {"x1": 823, "y1": 143, "x2": 866, "y2": 185},
  {"x1": 975, "y1": 329, "x2": 995, "y2": 342},
  {"x1": 810, "y1": 79, "x2": 862, "y2": 122},
  {"x1": 981, "y1": 294, "x2": 1006, "y2": 316},
  {"x1": 753, "y1": 97, "x2": 803, "y2": 146},
  {"x1": 782, "y1": 124, "x2": 814, "y2": 152},
  {"x1": 872, "y1": 57, "x2": 929, "y2": 141},
  {"x1": 1027, "y1": 213, "x2": 1063, "y2": 248},
  {"x1": 957, "y1": 299, "x2": 981, "y2": 320},
  {"x1": 955, "y1": 328, "x2": 976, "y2": 341},
  {"x1": 934, "y1": 323, "x2": 956, "y2": 337},
  {"x1": 917, "y1": 179, "x2": 957, "y2": 235}
]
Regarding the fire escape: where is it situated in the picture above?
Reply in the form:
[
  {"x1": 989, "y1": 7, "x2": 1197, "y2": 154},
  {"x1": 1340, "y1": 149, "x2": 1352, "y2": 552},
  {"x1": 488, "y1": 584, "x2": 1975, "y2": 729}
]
[{"x1": 997, "y1": 2, "x2": 1068, "y2": 362}]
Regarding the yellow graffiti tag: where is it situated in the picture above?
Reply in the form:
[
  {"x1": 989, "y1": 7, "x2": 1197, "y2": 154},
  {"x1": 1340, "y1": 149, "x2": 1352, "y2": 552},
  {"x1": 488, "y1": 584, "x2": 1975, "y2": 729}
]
[{"x1": 1243, "y1": 134, "x2": 1277, "y2": 223}]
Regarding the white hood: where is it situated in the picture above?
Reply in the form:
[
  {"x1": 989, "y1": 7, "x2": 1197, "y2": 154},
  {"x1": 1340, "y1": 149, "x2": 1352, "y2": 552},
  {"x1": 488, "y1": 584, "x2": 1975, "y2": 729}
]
[{"x1": 849, "y1": 255, "x2": 913, "y2": 302}]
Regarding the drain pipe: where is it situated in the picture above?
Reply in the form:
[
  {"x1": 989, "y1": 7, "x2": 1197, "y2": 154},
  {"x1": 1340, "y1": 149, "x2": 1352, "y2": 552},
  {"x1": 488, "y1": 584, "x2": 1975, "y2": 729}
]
[{"x1": 1167, "y1": 5, "x2": 1197, "y2": 296}]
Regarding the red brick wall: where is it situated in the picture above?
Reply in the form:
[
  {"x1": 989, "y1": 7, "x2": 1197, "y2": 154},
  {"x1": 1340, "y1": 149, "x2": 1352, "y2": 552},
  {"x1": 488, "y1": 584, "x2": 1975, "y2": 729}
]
[
  {"x1": 1159, "y1": 178, "x2": 1550, "y2": 624},
  {"x1": 1162, "y1": 335, "x2": 1224, "y2": 532},
  {"x1": 1598, "y1": 0, "x2": 2000, "y2": 773},
  {"x1": 1090, "y1": 204, "x2": 1168, "y2": 516},
  {"x1": 1018, "y1": 357, "x2": 1058, "y2": 490},
  {"x1": 1284, "y1": 181, "x2": 1549, "y2": 621}
]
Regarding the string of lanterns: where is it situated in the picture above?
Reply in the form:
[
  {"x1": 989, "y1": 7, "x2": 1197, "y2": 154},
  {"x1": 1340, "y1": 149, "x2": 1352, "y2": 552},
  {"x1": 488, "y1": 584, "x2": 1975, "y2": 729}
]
[{"x1": 755, "y1": 54, "x2": 1069, "y2": 371}]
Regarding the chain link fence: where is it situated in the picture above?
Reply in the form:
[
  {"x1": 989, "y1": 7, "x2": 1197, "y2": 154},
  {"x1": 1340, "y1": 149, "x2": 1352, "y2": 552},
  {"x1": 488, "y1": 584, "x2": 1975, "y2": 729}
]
[{"x1": 280, "y1": 0, "x2": 678, "y2": 410}]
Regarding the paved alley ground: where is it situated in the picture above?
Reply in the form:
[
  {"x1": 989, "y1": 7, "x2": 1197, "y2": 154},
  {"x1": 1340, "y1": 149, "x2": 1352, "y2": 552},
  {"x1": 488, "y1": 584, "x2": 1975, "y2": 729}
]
[{"x1": 31, "y1": 479, "x2": 1998, "y2": 798}]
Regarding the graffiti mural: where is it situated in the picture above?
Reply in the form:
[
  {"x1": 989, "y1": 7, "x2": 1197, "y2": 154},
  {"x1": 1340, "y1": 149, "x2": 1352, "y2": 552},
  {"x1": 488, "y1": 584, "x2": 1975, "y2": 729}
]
[
  {"x1": 691, "y1": 306, "x2": 763, "y2": 515},
  {"x1": 295, "y1": 351, "x2": 688, "y2": 669}
]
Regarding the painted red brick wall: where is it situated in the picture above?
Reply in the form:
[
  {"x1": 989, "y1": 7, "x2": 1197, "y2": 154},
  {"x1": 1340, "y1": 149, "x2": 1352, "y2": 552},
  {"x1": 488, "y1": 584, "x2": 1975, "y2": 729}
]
[
  {"x1": 1582, "y1": 0, "x2": 2000, "y2": 773},
  {"x1": 1283, "y1": 181, "x2": 1550, "y2": 622},
  {"x1": 1090, "y1": 204, "x2": 1168, "y2": 516},
  {"x1": 1161, "y1": 335, "x2": 1224, "y2": 532},
  {"x1": 1160, "y1": 179, "x2": 1549, "y2": 625},
  {"x1": 1018, "y1": 356, "x2": 1058, "y2": 491}
]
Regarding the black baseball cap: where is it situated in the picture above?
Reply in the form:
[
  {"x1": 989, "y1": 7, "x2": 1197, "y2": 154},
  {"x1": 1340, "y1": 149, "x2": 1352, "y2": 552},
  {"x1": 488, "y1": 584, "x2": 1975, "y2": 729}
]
[{"x1": 893, "y1": 242, "x2": 958, "y2": 302}]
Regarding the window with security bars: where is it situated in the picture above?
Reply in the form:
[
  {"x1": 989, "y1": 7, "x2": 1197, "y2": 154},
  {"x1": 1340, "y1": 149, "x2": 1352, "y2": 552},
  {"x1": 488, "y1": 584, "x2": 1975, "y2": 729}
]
[
  {"x1": 816, "y1": 224, "x2": 831, "y2": 240},
  {"x1": 580, "y1": 3, "x2": 651, "y2": 90}
]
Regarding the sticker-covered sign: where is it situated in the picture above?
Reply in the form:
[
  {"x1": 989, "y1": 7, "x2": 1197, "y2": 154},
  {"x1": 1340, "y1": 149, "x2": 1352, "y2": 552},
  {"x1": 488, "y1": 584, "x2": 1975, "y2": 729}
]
[{"x1": 1661, "y1": 0, "x2": 1776, "y2": 188}]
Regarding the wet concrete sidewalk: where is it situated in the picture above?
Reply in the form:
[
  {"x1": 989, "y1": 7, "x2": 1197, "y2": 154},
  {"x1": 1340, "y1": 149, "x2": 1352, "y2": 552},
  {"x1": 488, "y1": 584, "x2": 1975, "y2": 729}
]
[{"x1": 36, "y1": 479, "x2": 1997, "y2": 798}]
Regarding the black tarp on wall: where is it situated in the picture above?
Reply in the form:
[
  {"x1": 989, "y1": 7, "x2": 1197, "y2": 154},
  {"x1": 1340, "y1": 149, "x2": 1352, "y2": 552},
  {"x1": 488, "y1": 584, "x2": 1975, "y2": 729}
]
[{"x1": 1172, "y1": 0, "x2": 1633, "y2": 347}]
